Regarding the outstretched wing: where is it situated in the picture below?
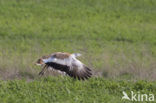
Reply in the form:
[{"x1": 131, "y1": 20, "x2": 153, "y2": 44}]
[
  {"x1": 45, "y1": 61, "x2": 92, "y2": 80},
  {"x1": 68, "y1": 64, "x2": 92, "y2": 80},
  {"x1": 42, "y1": 54, "x2": 92, "y2": 80},
  {"x1": 39, "y1": 52, "x2": 92, "y2": 80}
]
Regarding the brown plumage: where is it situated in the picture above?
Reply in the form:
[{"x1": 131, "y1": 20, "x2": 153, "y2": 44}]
[{"x1": 36, "y1": 52, "x2": 92, "y2": 80}]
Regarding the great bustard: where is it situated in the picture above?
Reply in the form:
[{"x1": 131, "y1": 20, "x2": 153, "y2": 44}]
[{"x1": 35, "y1": 52, "x2": 92, "y2": 80}]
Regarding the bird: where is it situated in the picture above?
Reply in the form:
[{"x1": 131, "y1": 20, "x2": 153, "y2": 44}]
[{"x1": 35, "y1": 52, "x2": 92, "y2": 80}]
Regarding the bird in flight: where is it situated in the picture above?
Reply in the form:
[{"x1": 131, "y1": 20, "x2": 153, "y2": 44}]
[{"x1": 35, "y1": 52, "x2": 92, "y2": 80}]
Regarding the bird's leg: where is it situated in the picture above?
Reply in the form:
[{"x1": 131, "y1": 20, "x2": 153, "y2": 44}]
[{"x1": 39, "y1": 65, "x2": 48, "y2": 76}]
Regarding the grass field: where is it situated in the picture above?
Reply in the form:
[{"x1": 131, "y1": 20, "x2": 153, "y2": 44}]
[
  {"x1": 0, "y1": 0, "x2": 156, "y2": 102},
  {"x1": 0, "y1": 77, "x2": 156, "y2": 103}
]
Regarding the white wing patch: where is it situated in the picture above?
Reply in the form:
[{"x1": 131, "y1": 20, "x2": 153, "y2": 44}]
[
  {"x1": 42, "y1": 55, "x2": 83, "y2": 70},
  {"x1": 42, "y1": 56, "x2": 72, "y2": 66},
  {"x1": 42, "y1": 57, "x2": 56, "y2": 63},
  {"x1": 71, "y1": 58, "x2": 83, "y2": 70},
  {"x1": 53, "y1": 58, "x2": 71, "y2": 65}
]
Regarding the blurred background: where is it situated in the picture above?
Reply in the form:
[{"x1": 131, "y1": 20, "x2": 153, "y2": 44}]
[{"x1": 0, "y1": 0, "x2": 155, "y2": 80}]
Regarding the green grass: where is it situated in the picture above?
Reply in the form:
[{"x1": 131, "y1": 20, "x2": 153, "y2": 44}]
[
  {"x1": 0, "y1": 0, "x2": 156, "y2": 102},
  {"x1": 0, "y1": 77, "x2": 155, "y2": 103}
]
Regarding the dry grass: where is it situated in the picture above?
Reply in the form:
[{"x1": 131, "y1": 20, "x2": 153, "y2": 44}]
[{"x1": 0, "y1": 44, "x2": 155, "y2": 81}]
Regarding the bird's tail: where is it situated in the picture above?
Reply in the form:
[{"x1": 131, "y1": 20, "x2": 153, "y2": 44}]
[{"x1": 71, "y1": 53, "x2": 81, "y2": 58}]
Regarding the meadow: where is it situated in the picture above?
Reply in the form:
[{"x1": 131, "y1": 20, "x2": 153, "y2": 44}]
[
  {"x1": 0, "y1": 77, "x2": 156, "y2": 103},
  {"x1": 0, "y1": 0, "x2": 156, "y2": 102}
]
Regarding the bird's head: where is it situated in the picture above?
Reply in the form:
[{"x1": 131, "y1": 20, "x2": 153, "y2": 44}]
[
  {"x1": 35, "y1": 55, "x2": 50, "y2": 66},
  {"x1": 35, "y1": 58, "x2": 44, "y2": 66}
]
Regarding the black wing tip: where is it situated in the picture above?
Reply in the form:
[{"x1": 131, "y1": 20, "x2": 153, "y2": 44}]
[
  {"x1": 39, "y1": 62, "x2": 93, "y2": 80},
  {"x1": 74, "y1": 66, "x2": 92, "y2": 80}
]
